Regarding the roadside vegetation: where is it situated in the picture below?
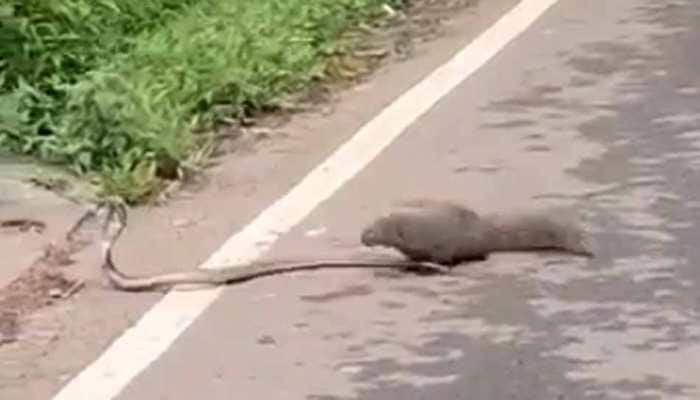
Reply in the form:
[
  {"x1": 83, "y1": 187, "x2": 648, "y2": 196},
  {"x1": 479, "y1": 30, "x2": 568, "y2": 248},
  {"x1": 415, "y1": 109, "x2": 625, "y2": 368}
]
[{"x1": 0, "y1": 0, "x2": 405, "y2": 204}]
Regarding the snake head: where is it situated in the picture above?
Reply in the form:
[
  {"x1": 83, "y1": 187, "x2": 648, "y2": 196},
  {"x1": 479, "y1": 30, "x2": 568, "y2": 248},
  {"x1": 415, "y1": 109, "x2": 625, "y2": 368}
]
[{"x1": 89, "y1": 199, "x2": 128, "y2": 241}]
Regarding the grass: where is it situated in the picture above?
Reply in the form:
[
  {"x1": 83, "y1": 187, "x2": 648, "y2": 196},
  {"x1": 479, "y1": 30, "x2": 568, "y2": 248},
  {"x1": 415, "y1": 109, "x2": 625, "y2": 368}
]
[{"x1": 0, "y1": 0, "x2": 406, "y2": 204}]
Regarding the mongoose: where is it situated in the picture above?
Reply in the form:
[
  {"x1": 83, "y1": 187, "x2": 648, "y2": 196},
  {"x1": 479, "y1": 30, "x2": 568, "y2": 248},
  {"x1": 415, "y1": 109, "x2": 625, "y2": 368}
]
[
  {"x1": 361, "y1": 199, "x2": 594, "y2": 265},
  {"x1": 89, "y1": 199, "x2": 592, "y2": 292}
]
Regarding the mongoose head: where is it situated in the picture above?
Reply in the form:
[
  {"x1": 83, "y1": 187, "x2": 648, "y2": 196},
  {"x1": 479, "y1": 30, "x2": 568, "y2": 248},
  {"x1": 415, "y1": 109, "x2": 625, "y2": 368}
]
[{"x1": 360, "y1": 216, "x2": 400, "y2": 248}]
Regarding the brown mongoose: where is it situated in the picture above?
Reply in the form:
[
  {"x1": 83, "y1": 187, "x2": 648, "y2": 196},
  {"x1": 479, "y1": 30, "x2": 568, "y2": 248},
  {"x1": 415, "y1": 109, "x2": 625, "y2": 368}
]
[{"x1": 361, "y1": 199, "x2": 594, "y2": 265}]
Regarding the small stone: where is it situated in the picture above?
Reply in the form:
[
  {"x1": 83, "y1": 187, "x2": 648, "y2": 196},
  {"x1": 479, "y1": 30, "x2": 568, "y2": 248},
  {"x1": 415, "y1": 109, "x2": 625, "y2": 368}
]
[{"x1": 257, "y1": 335, "x2": 277, "y2": 346}]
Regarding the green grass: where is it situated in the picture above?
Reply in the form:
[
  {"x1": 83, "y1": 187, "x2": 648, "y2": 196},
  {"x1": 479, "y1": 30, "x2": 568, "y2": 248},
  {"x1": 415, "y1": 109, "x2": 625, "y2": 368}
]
[{"x1": 0, "y1": 0, "x2": 405, "y2": 203}]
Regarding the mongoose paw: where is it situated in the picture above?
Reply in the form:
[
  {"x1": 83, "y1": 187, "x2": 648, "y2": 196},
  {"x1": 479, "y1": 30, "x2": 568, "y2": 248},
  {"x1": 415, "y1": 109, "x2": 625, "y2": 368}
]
[
  {"x1": 397, "y1": 262, "x2": 449, "y2": 275},
  {"x1": 421, "y1": 262, "x2": 452, "y2": 274}
]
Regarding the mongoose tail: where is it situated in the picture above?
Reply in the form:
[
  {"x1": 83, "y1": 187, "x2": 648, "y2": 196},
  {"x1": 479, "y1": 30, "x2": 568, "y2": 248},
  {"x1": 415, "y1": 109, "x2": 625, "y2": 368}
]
[{"x1": 482, "y1": 213, "x2": 594, "y2": 257}]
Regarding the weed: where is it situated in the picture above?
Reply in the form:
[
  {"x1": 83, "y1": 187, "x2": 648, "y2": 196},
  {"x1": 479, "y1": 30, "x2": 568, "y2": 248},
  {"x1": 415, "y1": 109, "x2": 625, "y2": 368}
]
[{"x1": 0, "y1": 0, "x2": 401, "y2": 203}]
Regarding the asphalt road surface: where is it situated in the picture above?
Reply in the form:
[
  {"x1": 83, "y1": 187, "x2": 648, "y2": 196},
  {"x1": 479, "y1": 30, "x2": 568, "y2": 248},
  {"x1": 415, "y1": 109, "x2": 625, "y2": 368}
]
[{"x1": 63, "y1": 0, "x2": 700, "y2": 399}]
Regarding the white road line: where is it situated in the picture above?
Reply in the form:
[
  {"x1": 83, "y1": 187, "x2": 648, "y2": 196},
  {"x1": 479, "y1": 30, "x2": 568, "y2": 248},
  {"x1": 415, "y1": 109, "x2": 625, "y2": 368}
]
[{"x1": 52, "y1": 0, "x2": 560, "y2": 398}]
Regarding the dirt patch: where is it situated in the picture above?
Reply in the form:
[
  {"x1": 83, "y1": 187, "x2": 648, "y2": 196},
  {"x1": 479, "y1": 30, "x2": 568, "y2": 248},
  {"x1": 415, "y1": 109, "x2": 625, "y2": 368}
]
[
  {"x1": 0, "y1": 264, "x2": 76, "y2": 346},
  {"x1": 0, "y1": 213, "x2": 94, "y2": 347}
]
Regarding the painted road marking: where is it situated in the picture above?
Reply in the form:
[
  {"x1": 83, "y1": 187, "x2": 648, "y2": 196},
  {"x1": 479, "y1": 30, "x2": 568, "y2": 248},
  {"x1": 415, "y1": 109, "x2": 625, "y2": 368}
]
[{"x1": 52, "y1": 0, "x2": 561, "y2": 398}]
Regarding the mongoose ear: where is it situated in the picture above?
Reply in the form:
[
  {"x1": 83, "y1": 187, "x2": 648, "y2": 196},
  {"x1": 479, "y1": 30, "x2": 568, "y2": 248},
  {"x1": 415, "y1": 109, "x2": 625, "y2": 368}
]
[{"x1": 394, "y1": 222, "x2": 407, "y2": 243}]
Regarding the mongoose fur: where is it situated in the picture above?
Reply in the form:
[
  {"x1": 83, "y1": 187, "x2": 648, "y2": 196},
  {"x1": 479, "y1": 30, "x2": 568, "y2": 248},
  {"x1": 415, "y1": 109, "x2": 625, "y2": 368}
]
[{"x1": 360, "y1": 199, "x2": 593, "y2": 265}]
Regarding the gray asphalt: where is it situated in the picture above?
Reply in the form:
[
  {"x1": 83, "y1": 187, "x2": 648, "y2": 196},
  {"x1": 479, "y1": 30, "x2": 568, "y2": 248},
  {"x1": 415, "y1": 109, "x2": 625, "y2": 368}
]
[{"x1": 116, "y1": 0, "x2": 700, "y2": 399}]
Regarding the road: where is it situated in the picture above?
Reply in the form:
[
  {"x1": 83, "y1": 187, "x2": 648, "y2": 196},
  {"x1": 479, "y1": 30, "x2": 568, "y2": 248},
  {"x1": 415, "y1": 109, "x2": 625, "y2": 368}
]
[{"x1": 58, "y1": 0, "x2": 700, "y2": 399}]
